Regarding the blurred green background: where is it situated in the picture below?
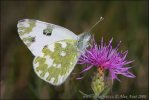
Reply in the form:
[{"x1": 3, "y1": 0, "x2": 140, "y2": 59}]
[{"x1": 0, "y1": 1, "x2": 148, "y2": 99}]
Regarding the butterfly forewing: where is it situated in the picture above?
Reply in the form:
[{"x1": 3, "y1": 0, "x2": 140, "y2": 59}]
[{"x1": 17, "y1": 19, "x2": 78, "y2": 57}]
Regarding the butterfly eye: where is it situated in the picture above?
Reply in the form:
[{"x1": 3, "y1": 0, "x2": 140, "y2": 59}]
[{"x1": 43, "y1": 28, "x2": 52, "y2": 36}]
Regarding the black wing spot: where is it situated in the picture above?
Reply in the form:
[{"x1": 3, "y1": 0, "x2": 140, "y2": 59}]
[
  {"x1": 46, "y1": 32, "x2": 52, "y2": 36},
  {"x1": 31, "y1": 37, "x2": 35, "y2": 42},
  {"x1": 43, "y1": 28, "x2": 52, "y2": 36},
  {"x1": 44, "y1": 45, "x2": 48, "y2": 48}
]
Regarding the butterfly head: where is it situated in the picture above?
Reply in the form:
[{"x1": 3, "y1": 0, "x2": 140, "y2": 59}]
[{"x1": 77, "y1": 32, "x2": 91, "y2": 53}]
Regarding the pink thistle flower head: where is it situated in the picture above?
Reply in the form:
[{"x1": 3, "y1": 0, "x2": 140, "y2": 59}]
[{"x1": 78, "y1": 36, "x2": 135, "y2": 81}]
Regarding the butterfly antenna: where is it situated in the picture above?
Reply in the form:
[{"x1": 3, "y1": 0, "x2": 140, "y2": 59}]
[{"x1": 88, "y1": 17, "x2": 104, "y2": 32}]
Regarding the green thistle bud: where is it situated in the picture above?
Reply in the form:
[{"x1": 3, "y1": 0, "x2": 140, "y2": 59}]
[{"x1": 91, "y1": 72, "x2": 105, "y2": 96}]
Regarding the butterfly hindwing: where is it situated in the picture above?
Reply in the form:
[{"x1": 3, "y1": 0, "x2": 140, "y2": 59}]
[
  {"x1": 17, "y1": 19, "x2": 78, "y2": 56},
  {"x1": 33, "y1": 40, "x2": 80, "y2": 85}
]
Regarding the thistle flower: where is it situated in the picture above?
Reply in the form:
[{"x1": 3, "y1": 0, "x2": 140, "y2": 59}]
[{"x1": 78, "y1": 37, "x2": 135, "y2": 81}]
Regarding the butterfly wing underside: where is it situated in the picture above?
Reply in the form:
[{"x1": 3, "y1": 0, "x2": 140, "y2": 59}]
[
  {"x1": 17, "y1": 19, "x2": 78, "y2": 57},
  {"x1": 33, "y1": 40, "x2": 80, "y2": 85},
  {"x1": 17, "y1": 19, "x2": 80, "y2": 85}
]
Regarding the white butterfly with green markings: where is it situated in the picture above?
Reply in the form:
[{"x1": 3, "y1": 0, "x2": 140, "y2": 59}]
[{"x1": 17, "y1": 19, "x2": 91, "y2": 86}]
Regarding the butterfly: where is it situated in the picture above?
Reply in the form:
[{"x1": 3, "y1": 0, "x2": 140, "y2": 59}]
[{"x1": 17, "y1": 19, "x2": 91, "y2": 86}]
